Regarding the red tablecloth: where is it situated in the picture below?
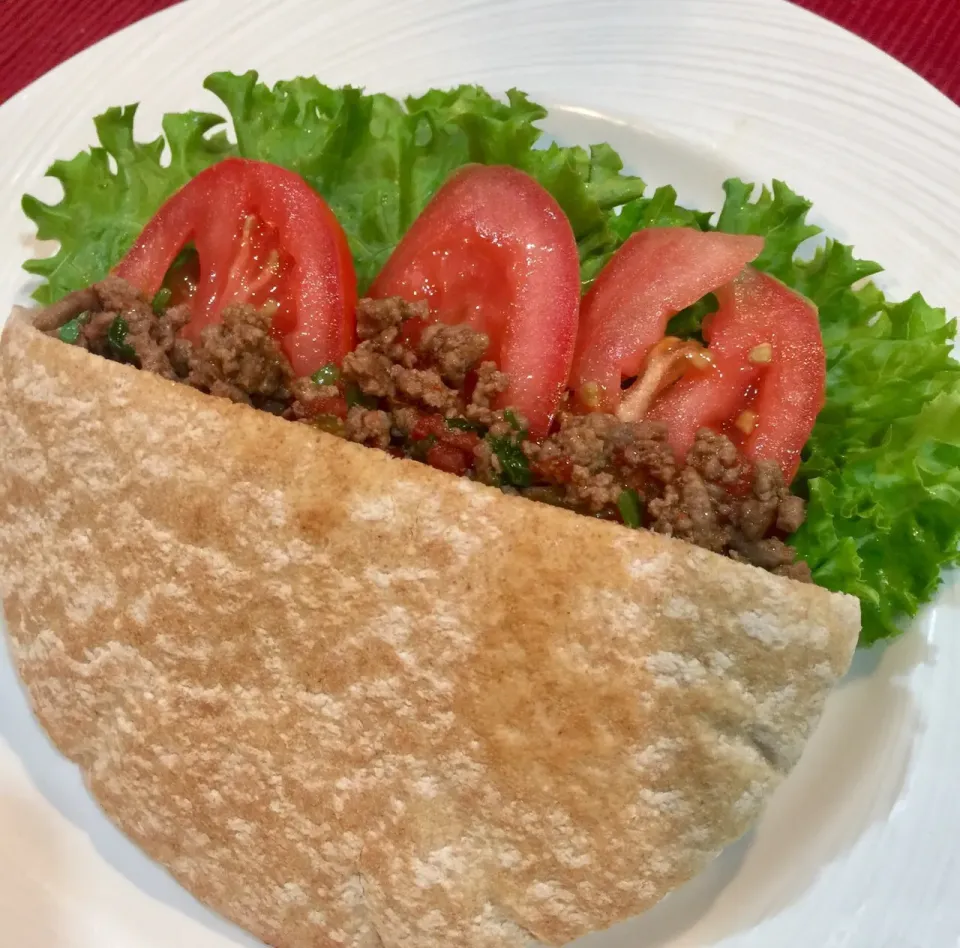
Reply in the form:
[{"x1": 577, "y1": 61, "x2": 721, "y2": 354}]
[{"x1": 0, "y1": 0, "x2": 958, "y2": 106}]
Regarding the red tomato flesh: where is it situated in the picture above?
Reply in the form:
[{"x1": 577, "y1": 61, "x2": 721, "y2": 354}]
[
  {"x1": 571, "y1": 228, "x2": 764, "y2": 413},
  {"x1": 425, "y1": 443, "x2": 473, "y2": 476},
  {"x1": 113, "y1": 158, "x2": 357, "y2": 376},
  {"x1": 409, "y1": 413, "x2": 482, "y2": 453},
  {"x1": 408, "y1": 413, "x2": 481, "y2": 476},
  {"x1": 369, "y1": 165, "x2": 580, "y2": 438},
  {"x1": 647, "y1": 268, "x2": 825, "y2": 481},
  {"x1": 295, "y1": 387, "x2": 350, "y2": 421},
  {"x1": 531, "y1": 455, "x2": 575, "y2": 485}
]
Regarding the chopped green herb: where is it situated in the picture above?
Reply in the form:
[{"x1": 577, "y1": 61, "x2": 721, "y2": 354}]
[
  {"x1": 107, "y1": 316, "x2": 137, "y2": 362},
  {"x1": 310, "y1": 414, "x2": 346, "y2": 437},
  {"x1": 503, "y1": 409, "x2": 526, "y2": 434},
  {"x1": 170, "y1": 245, "x2": 196, "y2": 270},
  {"x1": 409, "y1": 434, "x2": 438, "y2": 461},
  {"x1": 58, "y1": 311, "x2": 90, "y2": 344},
  {"x1": 311, "y1": 363, "x2": 341, "y2": 386},
  {"x1": 151, "y1": 287, "x2": 173, "y2": 314},
  {"x1": 344, "y1": 382, "x2": 378, "y2": 409},
  {"x1": 666, "y1": 294, "x2": 717, "y2": 341},
  {"x1": 488, "y1": 435, "x2": 531, "y2": 488},
  {"x1": 446, "y1": 417, "x2": 485, "y2": 433},
  {"x1": 617, "y1": 489, "x2": 643, "y2": 528}
]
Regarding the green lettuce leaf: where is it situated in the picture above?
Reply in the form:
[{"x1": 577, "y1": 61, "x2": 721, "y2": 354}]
[
  {"x1": 603, "y1": 177, "x2": 960, "y2": 641},
  {"x1": 714, "y1": 178, "x2": 821, "y2": 281},
  {"x1": 20, "y1": 74, "x2": 960, "y2": 645},
  {"x1": 792, "y1": 288, "x2": 960, "y2": 643},
  {"x1": 707, "y1": 181, "x2": 960, "y2": 643},
  {"x1": 24, "y1": 71, "x2": 643, "y2": 296},
  {"x1": 23, "y1": 107, "x2": 234, "y2": 304}
]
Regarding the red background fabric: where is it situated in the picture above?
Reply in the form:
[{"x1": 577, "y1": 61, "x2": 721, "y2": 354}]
[{"x1": 0, "y1": 0, "x2": 958, "y2": 106}]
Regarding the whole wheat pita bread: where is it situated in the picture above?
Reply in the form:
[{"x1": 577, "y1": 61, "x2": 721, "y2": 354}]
[{"x1": 0, "y1": 307, "x2": 859, "y2": 948}]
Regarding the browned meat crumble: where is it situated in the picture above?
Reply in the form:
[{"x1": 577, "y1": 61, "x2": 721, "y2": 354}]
[
  {"x1": 41, "y1": 278, "x2": 811, "y2": 580},
  {"x1": 43, "y1": 277, "x2": 293, "y2": 410}
]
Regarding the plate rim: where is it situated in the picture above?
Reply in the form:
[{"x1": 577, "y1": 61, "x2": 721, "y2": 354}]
[{"x1": 1, "y1": 2, "x2": 958, "y2": 947}]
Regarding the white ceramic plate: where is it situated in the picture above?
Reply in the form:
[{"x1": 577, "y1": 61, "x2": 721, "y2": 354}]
[{"x1": 1, "y1": 0, "x2": 959, "y2": 945}]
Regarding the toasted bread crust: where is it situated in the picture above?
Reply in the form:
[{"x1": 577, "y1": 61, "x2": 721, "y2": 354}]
[{"x1": 0, "y1": 309, "x2": 858, "y2": 947}]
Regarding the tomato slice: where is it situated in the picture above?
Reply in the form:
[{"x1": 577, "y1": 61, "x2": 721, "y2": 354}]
[
  {"x1": 369, "y1": 165, "x2": 580, "y2": 438},
  {"x1": 570, "y1": 227, "x2": 764, "y2": 413},
  {"x1": 113, "y1": 158, "x2": 357, "y2": 376},
  {"x1": 647, "y1": 268, "x2": 825, "y2": 481}
]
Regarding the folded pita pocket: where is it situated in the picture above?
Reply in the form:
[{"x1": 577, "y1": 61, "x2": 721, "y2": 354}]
[{"x1": 0, "y1": 307, "x2": 859, "y2": 948}]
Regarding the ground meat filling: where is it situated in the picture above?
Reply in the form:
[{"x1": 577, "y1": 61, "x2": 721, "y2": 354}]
[
  {"x1": 42, "y1": 277, "x2": 293, "y2": 409},
  {"x1": 333, "y1": 297, "x2": 499, "y2": 419},
  {"x1": 521, "y1": 417, "x2": 810, "y2": 580},
  {"x1": 184, "y1": 306, "x2": 293, "y2": 407},
  {"x1": 42, "y1": 279, "x2": 811, "y2": 579}
]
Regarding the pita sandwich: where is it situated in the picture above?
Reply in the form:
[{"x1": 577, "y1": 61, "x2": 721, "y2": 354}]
[{"x1": 0, "y1": 307, "x2": 859, "y2": 947}]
